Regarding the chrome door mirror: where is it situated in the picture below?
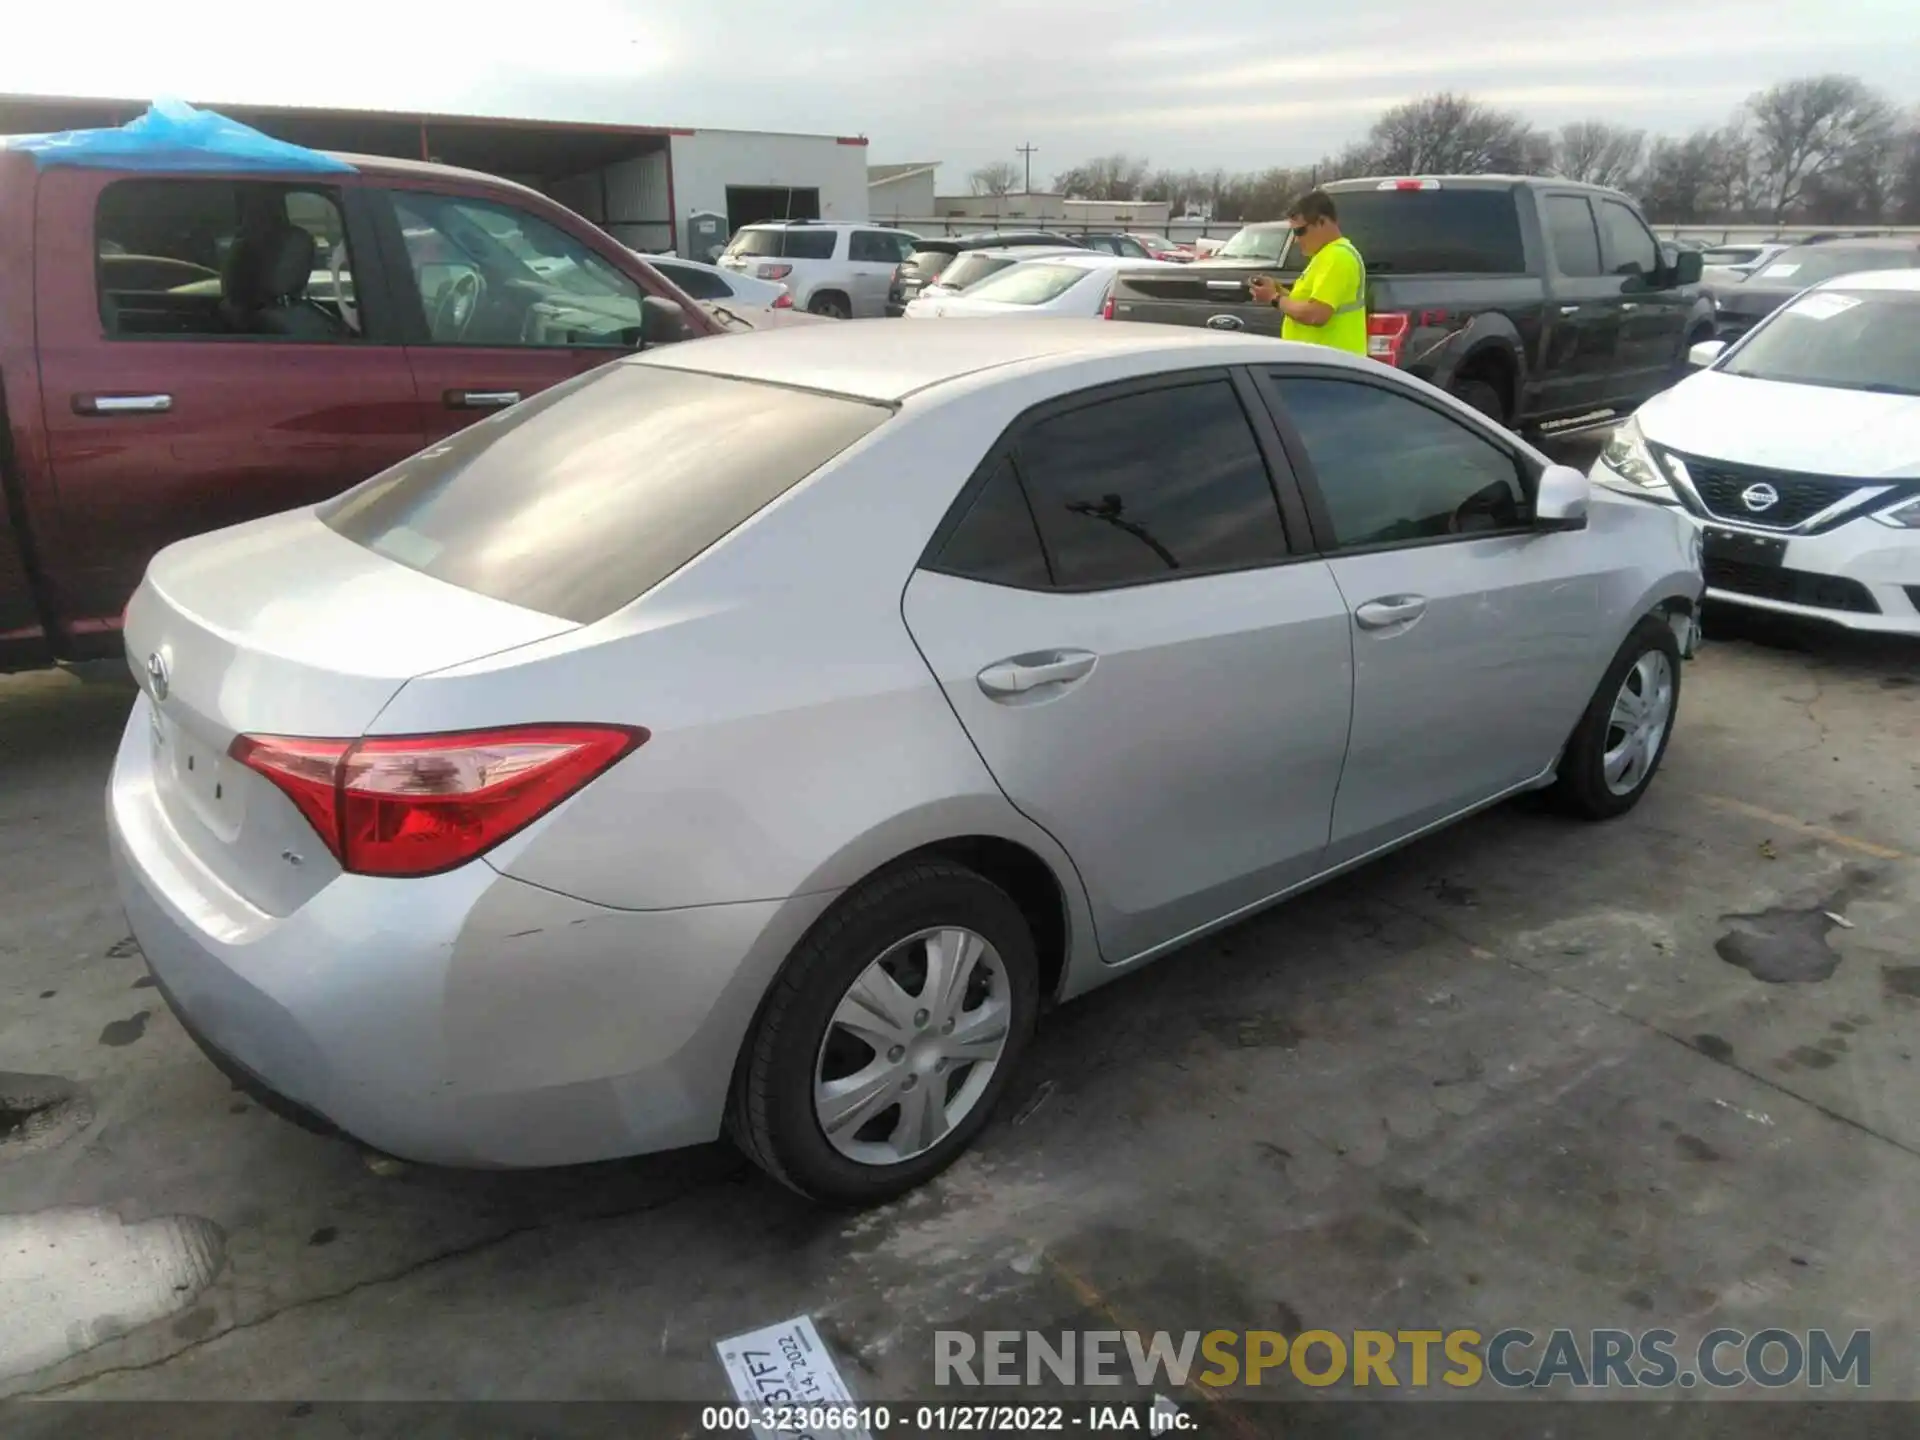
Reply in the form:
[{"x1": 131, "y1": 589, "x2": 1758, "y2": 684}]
[{"x1": 1535, "y1": 464, "x2": 1591, "y2": 533}]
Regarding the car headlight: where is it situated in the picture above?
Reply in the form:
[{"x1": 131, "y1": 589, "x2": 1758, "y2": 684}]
[
  {"x1": 1596, "y1": 417, "x2": 1677, "y2": 501},
  {"x1": 1871, "y1": 495, "x2": 1920, "y2": 529}
]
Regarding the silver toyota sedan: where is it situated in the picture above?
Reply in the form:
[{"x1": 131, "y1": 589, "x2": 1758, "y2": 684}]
[{"x1": 110, "y1": 320, "x2": 1703, "y2": 1205}]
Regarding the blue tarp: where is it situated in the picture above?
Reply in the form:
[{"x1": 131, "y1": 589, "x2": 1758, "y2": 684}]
[{"x1": 4, "y1": 98, "x2": 354, "y2": 174}]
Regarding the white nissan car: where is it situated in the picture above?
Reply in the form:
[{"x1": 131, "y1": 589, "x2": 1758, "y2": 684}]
[
  {"x1": 1593, "y1": 268, "x2": 1920, "y2": 634},
  {"x1": 903, "y1": 253, "x2": 1173, "y2": 321}
]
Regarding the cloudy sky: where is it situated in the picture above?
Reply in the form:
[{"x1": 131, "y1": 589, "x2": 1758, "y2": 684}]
[{"x1": 5, "y1": 0, "x2": 1917, "y2": 190}]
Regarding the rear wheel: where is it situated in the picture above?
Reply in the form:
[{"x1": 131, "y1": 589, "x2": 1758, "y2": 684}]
[
  {"x1": 808, "y1": 292, "x2": 851, "y2": 319},
  {"x1": 729, "y1": 861, "x2": 1039, "y2": 1205},
  {"x1": 1451, "y1": 378, "x2": 1507, "y2": 426},
  {"x1": 1550, "y1": 616, "x2": 1683, "y2": 819}
]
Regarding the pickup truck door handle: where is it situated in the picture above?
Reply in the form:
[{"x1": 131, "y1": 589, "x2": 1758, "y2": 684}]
[
  {"x1": 977, "y1": 650, "x2": 1097, "y2": 698},
  {"x1": 1558, "y1": 304, "x2": 1580, "y2": 316},
  {"x1": 1354, "y1": 595, "x2": 1429, "y2": 630},
  {"x1": 1619, "y1": 302, "x2": 1640, "y2": 312},
  {"x1": 444, "y1": 389, "x2": 522, "y2": 410},
  {"x1": 73, "y1": 393, "x2": 172, "y2": 415}
]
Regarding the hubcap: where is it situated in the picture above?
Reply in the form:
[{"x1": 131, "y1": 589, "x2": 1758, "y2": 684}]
[
  {"x1": 1602, "y1": 649, "x2": 1675, "y2": 796},
  {"x1": 813, "y1": 926, "x2": 1012, "y2": 1167}
]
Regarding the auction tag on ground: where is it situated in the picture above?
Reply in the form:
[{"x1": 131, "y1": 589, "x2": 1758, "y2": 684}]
[{"x1": 716, "y1": 1314, "x2": 873, "y2": 1440}]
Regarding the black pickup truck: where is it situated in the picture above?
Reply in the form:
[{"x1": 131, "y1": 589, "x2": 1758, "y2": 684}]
[{"x1": 1107, "y1": 176, "x2": 1713, "y2": 434}]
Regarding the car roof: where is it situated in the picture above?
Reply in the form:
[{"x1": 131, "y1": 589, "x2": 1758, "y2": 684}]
[
  {"x1": 1812, "y1": 267, "x2": 1920, "y2": 291},
  {"x1": 630, "y1": 317, "x2": 1344, "y2": 402}
]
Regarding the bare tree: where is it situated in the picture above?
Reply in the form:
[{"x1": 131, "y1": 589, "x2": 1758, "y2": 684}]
[
  {"x1": 1053, "y1": 153, "x2": 1151, "y2": 201},
  {"x1": 1746, "y1": 74, "x2": 1898, "y2": 220},
  {"x1": 968, "y1": 161, "x2": 1020, "y2": 197},
  {"x1": 1894, "y1": 111, "x2": 1920, "y2": 223},
  {"x1": 1554, "y1": 121, "x2": 1647, "y2": 188},
  {"x1": 1362, "y1": 92, "x2": 1549, "y2": 175}
]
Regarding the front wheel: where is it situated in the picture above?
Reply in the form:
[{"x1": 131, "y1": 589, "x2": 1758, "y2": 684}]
[
  {"x1": 728, "y1": 861, "x2": 1039, "y2": 1205},
  {"x1": 1550, "y1": 615, "x2": 1683, "y2": 819}
]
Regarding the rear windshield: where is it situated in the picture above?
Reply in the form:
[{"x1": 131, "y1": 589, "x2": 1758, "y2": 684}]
[
  {"x1": 903, "y1": 247, "x2": 958, "y2": 279},
  {"x1": 1301, "y1": 189, "x2": 1526, "y2": 273},
  {"x1": 319, "y1": 365, "x2": 889, "y2": 623},
  {"x1": 723, "y1": 228, "x2": 784, "y2": 258},
  {"x1": 964, "y1": 262, "x2": 1091, "y2": 305},
  {"x1": 1749, "y1": 247, "x2": 1915, "y2": 286},
  {"x1": 938, "y1": 253, "x2": 1023, "y2": 290}
]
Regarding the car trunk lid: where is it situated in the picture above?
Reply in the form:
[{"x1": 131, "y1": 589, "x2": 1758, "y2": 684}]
[{"x1": 122, "y1": 508, "x2": 578, "y2": 914}]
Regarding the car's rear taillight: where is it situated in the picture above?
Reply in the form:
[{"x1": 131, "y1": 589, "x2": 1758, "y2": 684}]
[
  {"x1": 773, "y1": 291, "x2": 793, "y2": 308},
  {"x1": 231, "y1": 725, "x2": 647, "y2": 878},
  {"x1": 758, "y1": 263, "x2": 793, "y2": 280},
  {"x1": 1367, "y1": 312, "x2": 1410, "y2": 366},
  {"x1": 1101, "y1": 291, "x2": 1116, "y2": 319}
]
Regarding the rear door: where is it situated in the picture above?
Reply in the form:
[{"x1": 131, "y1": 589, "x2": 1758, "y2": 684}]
[
  {"x1": 32, "y1": 169, "x2": 423, "y2": 634},
  {"x1": 1595, "y1": 197, "x2": 1688, "y2": 401},
  {"x1": 1534, "y1": 192, "x2": 1624, "y2": 416},
  {"x1": 849, "y1": 230, "x2": 911, "y2": 316},
  {"x1": 370, "y1": 187, "x2": 653, "y2": 444},
  {"x1": 1255, "y1": 368, "x2": 1602, "y2": 862},
  {"x1": 902, "y1": 371, "x2": 1353, "y2": 963}
]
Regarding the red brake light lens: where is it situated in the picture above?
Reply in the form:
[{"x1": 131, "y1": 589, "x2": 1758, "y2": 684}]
[
  {"x1": 1101, "y1": 291, "x2": 1116, "y2": 319},
  {"x1": 231, "y1": 725, "x2": 647, "y2": 878},
  {"x1": 757, "y1": 263, "x2": 793, "y2": 280},
  {"x1": 1366, "y1": 311, "x2": 1411, "y2": 366},
  {"x1": 773, "y1": 291, "x2": 793, "y2": 308}
]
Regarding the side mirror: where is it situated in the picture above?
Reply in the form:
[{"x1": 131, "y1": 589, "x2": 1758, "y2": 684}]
[
  {"x1": 635, "y1": 295, "x2": 692, "y2": 348},
  {"x1": 1534, "y1": 463, "x2": 1590, "y2": 533},
  {"x1": 1688, "y1": 338, "x2": 1727, "y2": 368},
  {"x1": 1672, "y1": 250, "x2": 1703, "y2": 286}
]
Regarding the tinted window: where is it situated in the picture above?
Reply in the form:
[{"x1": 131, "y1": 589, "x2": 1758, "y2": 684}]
[
  {"x1": 320, "y1": 365, "x2": 887, "y2": 622},
  {"x1": 652, "y1": 261, "x2": 731, "y2": 300},
  {"x1": 96, "y1": 179, "x2": 359, "y2": 340},
  {"x1": 1702, "y1": 247, "x2": 1760, "y2": 266},
  {"x1": 1016, "y1": 380, "x2": 1288, "y2": 588},
  {"x1": 1273, "y1": 376, "x2": 1526, "y2": 548},
  {"x1": 783, "y1": 229, "x2": 837, "y2": 260},
  {"x1": 1306, "y1": 190, "x2": 1525, "y2": 274},
  {"x1": 723, "y1": 228, "x2": 784, "y2": 258},
  {"x1": 851, "y1": 231, "x2": 901, "y2": 263},
  {"x1": 1544, "y1": 196, "x2": 1602, "y2": 278},
  {"x1": 1721, "y1": 289, "x2": 1920, "y2": 396},
  {"x1": 931, "y1": 456, "x2": 1051, "y2": 587},
  {"x1": 1597, "y1": 200, "x2": 1659, "y2": 277}
]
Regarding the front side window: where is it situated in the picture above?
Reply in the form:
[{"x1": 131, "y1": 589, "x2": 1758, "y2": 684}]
[
  {"x1": 1014, "y1": 380, "x2": 1289, "y2": 588},
  {"x1": 1272, "y1": 375, "x2": 1528, "y2": 548},
  {"x1": 1544, "y1": 196, "x2": 1602, "y2": 278},
  {"x1": 391, "y1": 192, "x2": 646, "y2": 347},
  {"x1": 96, "y1": 179, "x2": 359, "y2": 341},
  {"x1": 1598, "y1": 200, "x2": 1660, "y2": 278},
  {"x1": 1719, "y1": 288, "x2": 1920, "y2": 396}
]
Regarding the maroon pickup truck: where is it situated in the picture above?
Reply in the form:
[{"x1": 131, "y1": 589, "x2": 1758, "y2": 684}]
[{"x1": 0, "y1": 144, "x2": 751, "y2": 673}]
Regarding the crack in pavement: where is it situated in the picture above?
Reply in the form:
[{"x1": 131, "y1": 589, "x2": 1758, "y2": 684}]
[
  {"x1": 16, "y1": 1161, "x2": 749, "y2": 1398},
  {"x1": 1378, "y1": 896, "x2": 1920, "y2": 1168}
]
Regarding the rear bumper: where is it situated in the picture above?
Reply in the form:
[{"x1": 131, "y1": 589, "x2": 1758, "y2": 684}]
[{"x1": 108, "y1": 697, "x2": 836, "y2": 1167}]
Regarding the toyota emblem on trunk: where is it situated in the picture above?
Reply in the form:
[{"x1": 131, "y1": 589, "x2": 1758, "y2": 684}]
[
  {"x1": 1206, "y1": 314, "x2": 1244, "y2": 331},
  {"x1": 1741, "y1": 483, "x2": 1781, "y2": 513},
  {"x1": 146, "y1": 650, "x2": 170, "y2": 702}
]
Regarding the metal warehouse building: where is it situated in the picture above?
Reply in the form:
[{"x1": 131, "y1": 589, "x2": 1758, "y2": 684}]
[{"x1": 0, "y1": 94, "x2": 873, "y2": 260}]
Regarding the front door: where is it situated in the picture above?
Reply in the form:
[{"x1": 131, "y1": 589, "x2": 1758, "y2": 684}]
[
  {"x1": 372, "y1": 188, "x2": 654, "y2": 444},
  {"x1": 902, "y1": 373, "x2": 1354, "y2": 963},
  {"x1": 1257, "y1": 369, "x2": 1602, "y2": 863},
  {"x1": 1534, "y1": 192, "x2": 1624, "y2": 417},
  {"x1": 32, "y1": 170, "x2": 423, "y2": 635},
  {"x1": 1595, "y1": 197, "x2": 1690, "y2": 402}
]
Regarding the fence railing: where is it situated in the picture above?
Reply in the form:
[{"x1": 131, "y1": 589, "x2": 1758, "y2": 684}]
[{"x1": 878, "y1": 216, "x2": 1920, "y2": 247}]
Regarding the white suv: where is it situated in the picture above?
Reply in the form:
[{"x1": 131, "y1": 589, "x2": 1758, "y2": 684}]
[{"x1": 717, "y1": 222, "x2": 920, "y2": 319}]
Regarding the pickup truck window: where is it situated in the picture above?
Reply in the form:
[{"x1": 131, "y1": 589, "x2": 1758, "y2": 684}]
[
  {"x1": 96, "y1": 180, "x2": 360, "y2": 341},
  {"x1": 1597, "y1": 200, "x2": 1660, "y2": 278},
  {"x1": 1317, "y1": 190, "x2": 1525, "y2": 274},
  {"x1": 1544, "y1": 195, "x2": 1604, "y2": 278},
  {"x1": 391, "y1": 193, "x2": 646, "y2": 347},
  {"x1": 1272, "y1": 375, "x2": 1527, "y2": 549}
]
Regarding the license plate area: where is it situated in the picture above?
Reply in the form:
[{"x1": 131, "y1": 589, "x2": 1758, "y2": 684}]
[
  {"x1": 1703, "y1": 526, "x2": 1786, "y2": 566},
  {"x1": 152, "y1": 708, "x2": 245, "y2": 840}
]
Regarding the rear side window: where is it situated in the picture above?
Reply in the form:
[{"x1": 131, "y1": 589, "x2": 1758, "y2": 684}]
[
  {"x1": 783, "y1": 229, "x2": 837, "y2": 260},
  {"x1": 930, "y1": 456, "x2": 1051, "y2": 588},
  {"x1": 319, "y1": 365, "x2": 888, "y2": 622},
  {"x1": 1322, "y1": 189, "x2": 1525, "y2": 273},
  {"x1": 1014, "y1": 380, "x2": 1289, "y2": 588},
  {"x1": 1544, "y1": 196, "x2": 1603, "y2": 278}
]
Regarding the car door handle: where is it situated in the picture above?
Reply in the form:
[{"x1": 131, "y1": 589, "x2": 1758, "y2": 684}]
[
  {"x1": 1620, "y1": 302, "x2": 1640, "y2": 311},
  {"x1": 444, "y1": 389, "x2": 522, "y2": 409},
  {"x1": 977, "y1": 650, "x2": 1097, "y2": 698},
  {"x1": 1354, "y1": 596, "x2": 1428, "y2": 630},
  {"x1": 1558, "y1": 305, "x2": 1580, "y2": 316},
  {"x1": 74, "y1": 393, "x2": 172, "y2": 415}
]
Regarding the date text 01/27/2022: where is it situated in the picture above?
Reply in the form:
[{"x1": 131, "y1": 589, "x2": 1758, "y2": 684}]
[{"x1": 698, "y1": 1403, "x2": 1193, "y2": 1433}]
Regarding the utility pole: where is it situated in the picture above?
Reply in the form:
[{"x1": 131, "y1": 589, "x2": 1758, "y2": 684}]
[{"x1": 1016, "y1": 142, "x2": 1038, "y2": 195}]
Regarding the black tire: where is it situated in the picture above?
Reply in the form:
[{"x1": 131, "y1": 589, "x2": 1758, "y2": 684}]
[
  {"x1": 807, "y1": 292, "x2": 851, "y2": 319},
  {"x1": 728, "y1": 860, "x2": 1040, "y2": 1206},
  {"x1": 1451, "y1": 378, "x2": 1507, "y2": 425},
  {"x1": 1550, "y1": 615, "x2": 1684, "y2": 820}
]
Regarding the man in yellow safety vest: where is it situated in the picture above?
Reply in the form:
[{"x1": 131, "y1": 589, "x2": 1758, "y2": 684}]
[{"x1": 1248, "y1": 189, "x2": 1367, "y2": 356}]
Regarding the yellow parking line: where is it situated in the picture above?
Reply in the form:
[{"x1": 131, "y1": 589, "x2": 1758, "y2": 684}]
[{"x1": 1696, "y1": 794, "x2": 1907, "y2": 861}]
